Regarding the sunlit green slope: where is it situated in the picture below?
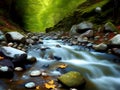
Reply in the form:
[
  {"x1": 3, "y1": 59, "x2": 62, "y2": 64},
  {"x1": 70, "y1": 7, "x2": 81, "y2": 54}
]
[{"x1": 15, "y1": 0, "x2": 86, "y2": 32}]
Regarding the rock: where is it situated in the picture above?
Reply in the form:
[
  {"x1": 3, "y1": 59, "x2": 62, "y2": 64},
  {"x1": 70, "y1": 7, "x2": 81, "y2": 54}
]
[
  {"x1": 70, "y1": 88, "x2": 78, "y2": 90},
  {"x1": 69, "y1": 22, "x2": 93, "y2": 36},
  {"x1": 94, "y1": 36, "x2": 100, "y2": 40},
  {"x1": 58, "y1": 71, "x2": 85, "y2": 87},
  {"x1": 0, "y1": 41, "x2": 7, "y2": 46},
  {"x1": 56, "y1": 44, "x2": 61, "y2": 47},
  {"x1": 14, "y1": 67, "x2": 23, "y2": 71},
  {"x1": 109, "y1": 34, "x2": 120, "y2": 45},
  {"x1": 27, "y1": 56, "x2": 37, "y2": 64},
  {"x1": 0, "y1": 59, "x2": 14, "y2": 69},
  {"x1": 40, "y1": 46, "x2": 50, "y2": 51},
  {"x1": 25, "y1": 82, "x2": 36, "y2": 89},
  {"x1": 0, "y1": 66, "x2": 9, "y2": 72},
  {"x1": 5, "y1": 31, "x2": 25, "y2": 43},
  {"x1": 54, "y1": 56, "x2": 62, "y2": 61},
  {"x1": 95, "y1": 7, "x2": 102, "y2": 13},
  {"x1": 76, "y1": 21, "x2": 93, "y2": 33},
  {"x1": 8, "y1": 42, "x2": 14, "y2": 47},
  {"x1": 12, "y1": 53, "x2": 27, "y2": 67},
  {"x1": 112, "y1": 48, "x2": 120, "y2": 56},
  {"x1": 38, "y1": 39, "x2": 43, "y2": 44},
  {"x1": 0, "y1": 65, "x2": 14, "y2": 78},
  {"x1": 41, "y1": 72, "x2": 48, "y2": 76},
  {"x1": 31, "y1": 36, "x2": 39, "y2": 41},
  {"x1": 30, "y1": 70, "x2": 41, "y2": 77},
  {"x1": 104, "y1": 22, "x2": 118, "y2": 32},
  {"x1": 80, "y1": 30, "x2": 94, "y2": 38},
  {"x1": 93, "y1": 43, "x2": 107, "y2": 51},
  {"x1": 26, "y1": 38, "x2": 35, "y2": 45},
  {"x1": 0, "y1": 31, "x2": 6, "y2": 41},
  {"x1": 0, "y1": 46, "x2": 26, "y2": 58},
  {"x1": 69, "y1": 25, "x2": 78, "y2": 36},
  {"x1": 77, "y1": 36, "x2": 88, "y2": 43}
]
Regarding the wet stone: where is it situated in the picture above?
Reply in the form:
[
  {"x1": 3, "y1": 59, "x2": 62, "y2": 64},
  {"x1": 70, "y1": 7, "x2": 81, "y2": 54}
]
[
  {"x1": 30, "y1": 70, "x2": 41, "y2": 77},
  {"x1": 14, "y1": 67, "x2": 23, "y2": 71},
  {"x1": 25, "y1": 82, "x2": 36, "y2": 89}
]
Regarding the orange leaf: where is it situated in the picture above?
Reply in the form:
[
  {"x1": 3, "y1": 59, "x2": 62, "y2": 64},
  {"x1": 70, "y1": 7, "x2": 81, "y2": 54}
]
[
  {"x1": 0, "y1": 56, "x2": 4, "y2": 60},
  {"x1": 36, "y1": 86, "x2": 40, "y2": 90},
  {"x1": 44, "y1": 83, "x2": 56, "y2": 89},
  {"x1": 44, "y1": 80, "x2": 56, "y2": 89},
  {"x1": 48, "y1": 80, "x2": 54, "y2": 84},
  {"x1": 58, "y1": 64, "x2": 67, "y2": 69}
]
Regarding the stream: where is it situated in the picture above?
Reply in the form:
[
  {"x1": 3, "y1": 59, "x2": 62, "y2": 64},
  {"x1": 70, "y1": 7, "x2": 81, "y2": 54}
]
[
  {"x1": 1, "y1": 39, "x2": 120, "y2": 90},
  {"x1": 28, "y1": 39, "x2": 120, "y2": 90}
]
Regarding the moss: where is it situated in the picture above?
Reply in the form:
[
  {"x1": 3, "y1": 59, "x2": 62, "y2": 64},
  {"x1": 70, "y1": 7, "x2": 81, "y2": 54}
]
[
  {"x1": 81, "y1": 0, "x2": 110, "y2": 15},
  {"x1": 58, "y1": 71, "x2": 85, "y2": 87}
]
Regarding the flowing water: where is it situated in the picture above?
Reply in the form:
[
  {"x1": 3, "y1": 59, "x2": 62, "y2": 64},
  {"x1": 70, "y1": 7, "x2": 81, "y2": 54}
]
[
  {"x1": 1, "y1": 39, "x2": 120, "y2": 90},
  {"x1": 27, "y1": 39, "x2": 120, "y2": 90}
]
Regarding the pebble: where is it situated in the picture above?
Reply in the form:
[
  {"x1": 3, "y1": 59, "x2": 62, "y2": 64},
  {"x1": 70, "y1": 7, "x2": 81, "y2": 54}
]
[
  {"x1": 14, "y1": 67, "x2": 23, "y2": 71},
  {"x1": 30, "y1": 70, "x2": 41, "y2": 76},
  {"x1": 41, "y1": 72, "x2": 48, "y2": 76},
  {"x1": 70, "y1": 88, "x2": 77, "y2": 90},
  {"x1": 25, "y1": 82, "x2": 36, "y2": 89},
  {"x1": 0, "y1": 66, "x2": 8, "y2": 72},
  {"x1": 8, "y1": 42, "x2": 14, "y2": 47}
]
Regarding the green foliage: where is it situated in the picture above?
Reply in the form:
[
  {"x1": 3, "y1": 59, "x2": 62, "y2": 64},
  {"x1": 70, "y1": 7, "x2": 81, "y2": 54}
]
[
  {"x1": 81, "y1": 0, "x2": 110, "y2": 15},
  {"x1": 15, "y1": 0, "x2": 86, "y2": 32}
]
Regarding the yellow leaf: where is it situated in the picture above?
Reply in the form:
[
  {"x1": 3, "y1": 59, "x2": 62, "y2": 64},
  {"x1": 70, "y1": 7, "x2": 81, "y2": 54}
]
[
  {"x1": 48, "y1": 80, "x2": 54, "y2": 84},
  {"x1": 58, "y1": 64, "x2": 67, "y2": 69},
  {"x1": 36, "y1": 86, "x2": 40, "y2": 90},
  {"x1": 44, "y1": 83, "x2": 56, "y2": 89}
]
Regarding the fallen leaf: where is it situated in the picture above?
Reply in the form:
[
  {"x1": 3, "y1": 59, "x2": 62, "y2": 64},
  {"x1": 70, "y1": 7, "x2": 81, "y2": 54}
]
[
  {"x1": 44, "y1": 80, "x2": 56, "y2": 89},
  {"x1": 36, "y1": 86, "x2": 40, "y2": 90},
  {"x1": 48, "y1": 80, "x2": 54, "y2": 84},
  {"x1": 58, "y1": 64, "x2": 67, "y2": 69},
  {"x1": 0, "y1": 56, "x2": 4, "y2": 60}
]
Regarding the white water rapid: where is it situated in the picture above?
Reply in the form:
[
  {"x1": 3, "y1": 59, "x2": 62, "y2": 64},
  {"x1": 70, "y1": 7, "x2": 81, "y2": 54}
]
[{"x1": 28, "y1": 40, "x2": 120, "y2": 90}]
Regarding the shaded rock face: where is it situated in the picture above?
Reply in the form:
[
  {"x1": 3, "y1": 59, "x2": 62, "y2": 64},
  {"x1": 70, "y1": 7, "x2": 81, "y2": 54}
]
[
  {"x1": 69, "y1": 21, "x2": 93, "y2": 36},
  {"x1": 0, "y1": 46, "x2": 26, "y2": 58},
  {"x1": 58, "y1": 71, "x2": 85, "y2": 87},
  {"x1": 109, "y1": 34, "x2": 120, "y2": 45},
  {"x1": 112, "y1": 48, "x2": 120, "y2": 57},
  {"x1": 0, "y1": 59, "x2": 14, "y2": 78},
  {"x1": 5, "y1": 31, "x2": 25, "y2": 43},
  {"x1": 93, "y1": 43, "x2": 107, "y2": 51},
  {"x1": 12, "y1": 53, "x2": 27, "y2": 68}
]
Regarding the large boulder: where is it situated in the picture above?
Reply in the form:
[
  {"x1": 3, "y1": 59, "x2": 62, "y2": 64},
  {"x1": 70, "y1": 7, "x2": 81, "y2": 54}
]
[
  {"x1": 58, "y1": 71, "x2": 85, "y2": 87},
  {"x1": 5, "y1": 31, "x2": 25, "y2": 43},
  {"x1": 77, "y1": 21, "x2": 93, "y2": 31},
  {"x1": 109, "y1": 34, "x2": 120, "y2": 45},
  {"x1": 0, "y1": 46, "x2": 27, "y2": 67},
  {"x1": 69, "y1": 21, "x2": 93, "y2": 36},
  {"x1": 0, "y1": 46, "x2": 26, "y2": 58}
]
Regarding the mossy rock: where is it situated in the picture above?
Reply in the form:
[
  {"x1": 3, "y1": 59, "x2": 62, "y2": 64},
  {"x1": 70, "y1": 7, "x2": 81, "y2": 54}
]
[
  {"x1": 104, "y1": 22, "x2": 118, "y2": 32},
  {"x1": 58, "y1": 71, "x2": 86, "y2": 87}
]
